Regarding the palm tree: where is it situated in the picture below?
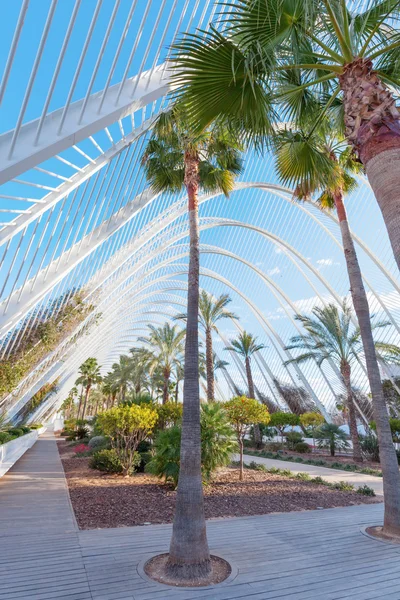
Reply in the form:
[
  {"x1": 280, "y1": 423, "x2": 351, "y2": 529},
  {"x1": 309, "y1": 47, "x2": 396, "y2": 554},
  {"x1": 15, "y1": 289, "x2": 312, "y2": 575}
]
[
  {"x1": 171, "y1": 0, "x2": 400, "y2": 271},
  {"x1": 316, "y1": 423, "x2": 349, "y2": 457},
  {"x1": 285, "y1": 301, "x2": 394, "y2": 462},
  {"x1": 129, "y1": 347, "x2": 152, "y2": 394},
  {"x1": 102, "y1": 373, "x2": 119, "y2": 409},
  {"x1": 142, "y1": 106, "x2": 243, "y2": 579},
  {"x1": 110, "y1": 355, "x2": 135, "y2": 402},
  {"x1": 225, "y1": 331, "x2": 265, "y2": 446},
  {"x1": 170, "y1": 4, "x2": 400, "y2": 533},
  {"x1": 175, "y1": 291, "x2": 238, "y2": 401},
  {"x1": 75, "y1": 358, "x2": 102, "y2": 420},
  {"x1": 139, "y1": 323, "x2": 185, "y2": 405}
]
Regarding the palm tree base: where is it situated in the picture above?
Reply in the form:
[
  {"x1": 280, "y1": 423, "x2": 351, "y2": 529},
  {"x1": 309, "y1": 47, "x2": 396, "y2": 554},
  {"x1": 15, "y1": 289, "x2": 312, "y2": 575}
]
[
  {"x1": 144, "y1": 553, "x2": 231, "y2": 586},
  {"x1": 364, "y1": 525, "x2": 400, "y2": 545}
]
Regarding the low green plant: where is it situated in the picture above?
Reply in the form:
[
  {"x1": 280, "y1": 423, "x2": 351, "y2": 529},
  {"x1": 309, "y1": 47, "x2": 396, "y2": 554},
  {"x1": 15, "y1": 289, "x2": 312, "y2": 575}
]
[
  {"x1": 294, "y1": 442, "x2": 310, "y2": 454},
  {"x1": 294, "y1": 456, "x2": 304, "y2": 462},
  {"x1": 285, "y1": 431, "x2": 304, "y2": 450},
  {"x1": 315, "y1": 423, "x2": 349, "y2": 457},
  {"x1": 311, "y1": 476, "x2": 325, "y2": 484},
  {"x1": 248, "y1": 461, "x2": 267, "y2": 471},
  {"x1": 88, "y1": 435, "x2": 110, "y2": 451},
  {"x1": 296, "y1": 472, "x2": 311, "y2": 480},
  {"x1": 7, "y1": 428, "x2": 24, "y2": 438},
  {"x1": 0, "y1": 432, "x2": 14, "y2": 444},
  {"x1": 90, "y1": 449, "x2": 123, "y2": 474},
  {"x1": 332, "y1": 481, "x2": 354, "y2": 491},
  {"x1": 356, "y1": 485, "x2": 376, "y2": 497},
  {"x1": 359, "y1": 434, "x2": 380, "y2": 462},
  {"x1": 146, "y1": 426, "x2": 181, "y2": 486}
]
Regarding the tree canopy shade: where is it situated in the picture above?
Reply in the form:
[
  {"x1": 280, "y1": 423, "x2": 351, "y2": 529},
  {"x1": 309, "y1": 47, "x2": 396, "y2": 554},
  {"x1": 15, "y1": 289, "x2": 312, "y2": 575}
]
[{"x1": 170, "y1": 0, "x2": 400, "y2": 273}]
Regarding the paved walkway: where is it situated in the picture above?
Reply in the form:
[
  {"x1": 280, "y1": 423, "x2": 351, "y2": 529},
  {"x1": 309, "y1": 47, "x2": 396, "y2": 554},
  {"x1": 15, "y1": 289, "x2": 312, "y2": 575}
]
[
  {"x1": 242, "y1": 453, "x2": 384, "y2": 495},
  {"x1": 1, "y1": 433, "x2": 400, "y2": 599}
]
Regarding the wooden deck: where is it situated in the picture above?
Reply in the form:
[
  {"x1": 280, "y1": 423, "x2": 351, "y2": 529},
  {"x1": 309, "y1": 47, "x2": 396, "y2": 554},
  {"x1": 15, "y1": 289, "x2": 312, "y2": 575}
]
[{"x1": 1, "y1": 433, "x2": 399, "y2": 600}]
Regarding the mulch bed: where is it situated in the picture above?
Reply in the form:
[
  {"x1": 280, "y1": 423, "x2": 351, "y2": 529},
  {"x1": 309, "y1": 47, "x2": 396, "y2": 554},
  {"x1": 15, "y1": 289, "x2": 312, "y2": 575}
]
[{"x1": 58, "y1": 441, "x2": 380, "y2": 530}]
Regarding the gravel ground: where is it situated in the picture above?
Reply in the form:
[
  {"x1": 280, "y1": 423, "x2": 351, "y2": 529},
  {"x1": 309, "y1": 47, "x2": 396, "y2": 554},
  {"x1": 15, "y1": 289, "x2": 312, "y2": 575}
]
[{"x1": 58, "y1": 441, "x2": 380, "y2": 530}]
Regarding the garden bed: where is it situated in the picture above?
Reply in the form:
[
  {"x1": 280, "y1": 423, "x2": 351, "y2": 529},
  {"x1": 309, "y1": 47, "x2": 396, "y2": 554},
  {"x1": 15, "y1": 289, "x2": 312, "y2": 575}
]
[{"x1": 58, "y1": 440, "x2": 380, "y2": 530}]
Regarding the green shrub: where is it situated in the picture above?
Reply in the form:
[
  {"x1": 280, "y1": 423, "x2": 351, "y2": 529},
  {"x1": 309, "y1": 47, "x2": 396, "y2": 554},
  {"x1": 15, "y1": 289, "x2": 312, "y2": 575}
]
[
  {"x1": 146, "y1": 426, "x2": 181, "y2": 486},
  {"x1": 0, "y1": 432, "x2": 14, "y2": 444},
  {"x1": 29, "y1": 423, "x2": 43, "y2": 429},
  {"x1": 331, "y1": 462, "x2": 344, "y2": 468},
  {"x1": 7, "y1": 428, "x2": 24, "y2": 438},
  {"x1": 286, "y1": 431, "x2": 304, "y2": 450},
  {"x1": 294, "y1": 442, "x2": 310, "y2": 454},
  {"x1": 76, "y1": 426, "x2": 90, "y2": 440},
  {"x1": 264, "y1": 442, "x2": 284, "y2": 452},
  {"x1": 88, "y1": 435, "x2": 110, "y2": 451},
  {"x1": 356, "y1": 485, "x2": 376, "y2": 497},
  {"x1": 247, "y1": 461, "x2": 267, "y2": 471},
  {"x1": 311, "y1": 476, "x2": 325, "y2": 485},
  {"x1": 332, "y1": 481, "x2": 354, "y2": 491},
  {"x1": 296, "y1": 472, "x2": 311, "y2": 480},
  {"x1": 359, "y1": 434, "x2": 380, "y2": 462},
  {"x1": 89, "y1": 449, "x2": 140, "y2": 475},
  {"x1": 294, "y1": 456, "x2": 304, "y2": 462},
  {"x1": 147, "y1": 403, "x2": 237, "y2": 486},
  {"x1": 19, "y1": 426, "x2": 31, "y2": 434}
]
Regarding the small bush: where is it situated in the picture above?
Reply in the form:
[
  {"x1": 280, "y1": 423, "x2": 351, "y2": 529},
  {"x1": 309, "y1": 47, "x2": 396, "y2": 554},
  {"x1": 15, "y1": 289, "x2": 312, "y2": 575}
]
[
  {"x1": 29, "y1": 423, "x2": 43, "y2": 429},
  {"x1": 146, "y1": 426, "x2": 181, "y2": 486},
  {"x1": 313, "y1": 460, "x2": 327, "y2": 466},
  {"x1": 90, "y1": 449, "x2": 124, "y2": 474},
  {"x1": 281, "y1": 468, "x2": 293, "y2": 476},
  {"x1": 359, "y1": 434, "x2": 380, "y2": 462},
  {"x1": 294, "y1": 456, "x2": 304, "y2": 462},
  {"x1": 88, "y1": 436, "x2": 110, "y2": 451},
  {"x1": 76, "y1": 426, "x2": 90, "y2": 440},
  {"x1": 264, "y1": 442, "x2": 284, "y2": 452},
  {"x1": 7, "y1": 428, "x2": 24, "y2": 438},
  {"x1": 311, "y1": 476, "x2": 325, "y2": 485},
  {"x1": 332, "y1": 481, "x2": 354, "y2": 491},
  {"x1": 356, "y1": 485, "x2": 376, "y2": 497},
  {"x1": 248, "y1": 461, "x2": 267, "y2": 471},
  {"x1": 296, "y1": 472, "x2": 311, "y2": 481},
  {"x1": 294, "y1": 442, "x2": 310, "y2": 454},
  {"x1": 286, "y1": 431, "x2": 304, "y2": 450},
  {"x1": 19, "y1": 426, "x2": 31, "y2": 434},
  {"x1": 331, "y1": 462, "x2": 344, "y2": 469},
  {"x1": 0, "y1": 432, "x2": 14, "y2": 444}
]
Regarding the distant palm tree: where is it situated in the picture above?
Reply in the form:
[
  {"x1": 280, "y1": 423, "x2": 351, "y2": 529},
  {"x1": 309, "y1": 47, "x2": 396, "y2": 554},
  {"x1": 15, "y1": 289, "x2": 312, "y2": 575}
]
[
  {"x1": 110, "y1": 355, "x2": 135, "y2": 402},
  {"x1": 75, "y1": 358, "x2": 102, "y2": 420},
  {"x1": 316, "y1": 423, "x2": 349, "y2": 457},
  {"x1": 176, "y1": 291, "x2": 238, "y2": 402},
  {"x1": 129, "y1": 347, "x2": 152, "y2": 394},
  {"x1": 139, "y1": 323, "x2": 185, "y2": 405},
  {"x1": 142, "y1": 105, "x2": 243, "y2": 578},
  {"x1": 285, "y1": 302, "x2": 395, "y2": 463},
  {"x1": 225, "y1": 331, "x2": 265, "y2": 446}
]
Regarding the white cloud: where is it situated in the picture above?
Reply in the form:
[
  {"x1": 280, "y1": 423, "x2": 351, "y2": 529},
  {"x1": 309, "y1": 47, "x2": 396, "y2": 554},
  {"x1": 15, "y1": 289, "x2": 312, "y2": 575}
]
[
  {"x1": 316, "y1": 258, "x2": 334, "y2": 266},
  {"x1": 268, "y1": 266, "x2": 281, "y2": 277}
]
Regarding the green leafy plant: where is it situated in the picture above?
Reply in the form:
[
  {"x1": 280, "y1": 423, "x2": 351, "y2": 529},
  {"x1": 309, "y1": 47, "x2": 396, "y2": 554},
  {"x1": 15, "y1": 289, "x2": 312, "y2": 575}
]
[
  {"x1": 90, "y1": 449, "x2": 124, "y2": 474},
  {"x1": 88, "y1": 435, "x2": 110, "y2": 452},
  {"x1": 295, "y1": 442, "x2": 311, "y2": 454},
  {"x1": 97, "y1": 404, "x2": 158, "y2": 476},
  {"x1": 269, "y1": 412, "x2": 300, "y2": 443},
  {"x1": 332, "y1": 481, "x2": 354, "y2": 492},
  {"x1": 357, "y1": 485, "x2": 376, "y2": 497},
  {"x1": 285, "y1": 431, "x2": 304, "y2": 450},
  {"x1": 0, "y1": 432, "x2": 14, "y2": 445},
  {"x1": 146, "y1": 426, "x2": 181, "y2": 487},
  {"x1": 296, "y1": 472, "x2": 311, "y2": 481},
  {"x1": 224, "y1": 396, "x2": 270, "y2": 480},
  {"x1": 316, "y1": 423, "x2": 349, "y2": 457},
  {"x1": 155, "y1": 402, "x2": 183, "y2": 429}
]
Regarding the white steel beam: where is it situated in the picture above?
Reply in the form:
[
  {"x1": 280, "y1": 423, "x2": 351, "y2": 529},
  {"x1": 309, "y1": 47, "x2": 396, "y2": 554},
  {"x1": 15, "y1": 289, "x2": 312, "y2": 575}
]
[{"x1": 0, "y1": 64, "x2": 170, "y2": 187}]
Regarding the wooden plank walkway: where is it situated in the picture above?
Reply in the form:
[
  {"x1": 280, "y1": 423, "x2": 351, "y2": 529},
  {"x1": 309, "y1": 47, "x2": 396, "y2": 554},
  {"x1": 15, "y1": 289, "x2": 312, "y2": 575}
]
[
  {"x1": 1, "y1": 432, "x2": 400, "y2": 599},
  {"x1": 242, "y1": 453, "x2": 384, "y2": 495}
]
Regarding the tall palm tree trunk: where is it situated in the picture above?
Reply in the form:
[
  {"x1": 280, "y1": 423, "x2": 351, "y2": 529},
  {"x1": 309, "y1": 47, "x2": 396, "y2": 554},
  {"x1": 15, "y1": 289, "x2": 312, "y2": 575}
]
[
  {"x1": 205, "y1": 326, "x2": 215, "y2": 402},
  {"x1": 340, "y1": 361, "x2": 363, "y2": 463},
  {"x1": 81, "y1": 384, "x2": 91, "y2": 420},
  {"x1": 245, "y1": 357, "x2": 262, "y2": 447},
  {"x1": 76, "y1": 386, "x2": 84, "y2": 421},
  {"x1": 340, "y1": 58, "x2": 400, "y2": 271},
  {"x1": 162, "y1": 370, "x2": 170, "y2": 404},
  {"x1": 334, "y1": 192, "x2": 400, "y2": 532},
  {"x1": 168, "y1": 153, "x2": 211, "y2": 579}
]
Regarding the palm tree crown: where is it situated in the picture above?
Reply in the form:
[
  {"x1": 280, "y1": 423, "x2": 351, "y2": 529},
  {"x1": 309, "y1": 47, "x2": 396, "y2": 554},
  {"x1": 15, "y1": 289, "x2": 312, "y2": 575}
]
[
  {"x1": 226, "y1": 331, "x2": 265, "y2": 360},
  {"x1": 142, "y1": 105, "x2": 243, "y2": 197}
]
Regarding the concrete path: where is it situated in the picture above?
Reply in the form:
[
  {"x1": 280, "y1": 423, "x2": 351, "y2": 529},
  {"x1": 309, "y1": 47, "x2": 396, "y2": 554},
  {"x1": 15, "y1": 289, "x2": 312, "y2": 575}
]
[
  {"x1": 1, "y1": 432, "x2": 399, "y2": 599},
  {"x1": 242, "y1": 453, "x2": 384, "y2": 495}
]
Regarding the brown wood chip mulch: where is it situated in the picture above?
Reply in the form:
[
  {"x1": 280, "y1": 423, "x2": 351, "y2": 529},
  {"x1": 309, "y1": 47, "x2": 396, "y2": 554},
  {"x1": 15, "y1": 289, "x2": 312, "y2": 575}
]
[{"x1": 57, "y1": 441, "x2": 380, "y2": 530}]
